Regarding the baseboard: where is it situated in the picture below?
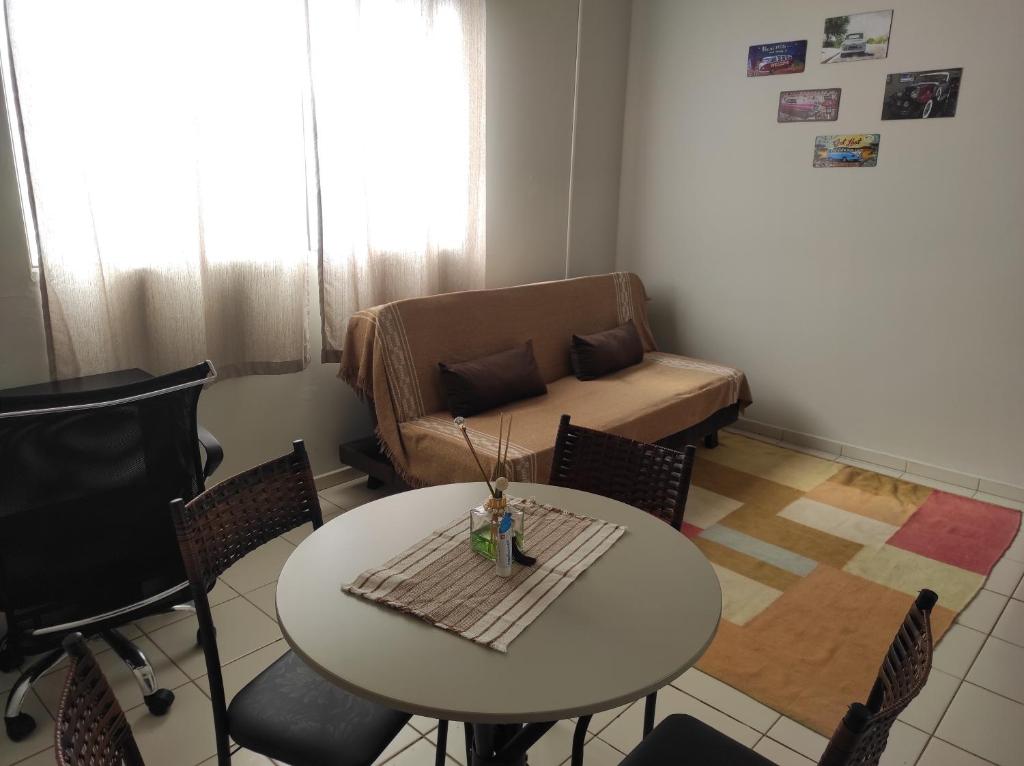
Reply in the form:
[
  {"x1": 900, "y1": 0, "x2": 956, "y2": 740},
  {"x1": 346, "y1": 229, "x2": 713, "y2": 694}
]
[
  {"x1": 314, "y1": 465, "x2": 364, "y2": 491},
  {"x1": 732, "y1": 416, "x2": 1024, "y2": 505}
]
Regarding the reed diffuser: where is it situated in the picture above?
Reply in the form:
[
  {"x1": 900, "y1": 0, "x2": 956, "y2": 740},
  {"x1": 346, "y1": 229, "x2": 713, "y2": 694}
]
[{"x1": 457, "y1": 415, "x2": 525, "y2": 560}]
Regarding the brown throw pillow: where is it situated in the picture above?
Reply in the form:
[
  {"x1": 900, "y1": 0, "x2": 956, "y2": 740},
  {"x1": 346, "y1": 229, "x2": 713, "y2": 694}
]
[
  {"x1": 570, "y1": 321, "x2": 644, "y2": 380},
  {"x1": 439, "y1": 341, "x2": 548, "y2": 417}
]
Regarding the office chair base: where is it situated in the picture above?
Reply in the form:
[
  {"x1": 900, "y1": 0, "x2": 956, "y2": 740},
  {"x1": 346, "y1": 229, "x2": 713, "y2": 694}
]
[
  {"x1": 144, "y1": 688, "x2": 175, "y2": 716},
  {"x1": 4, "y1": 646, "x2": 64, "y2": 742},
  {"x1": 101, "y1": 627, "x2": 175, "y2": 716},
  {"x1": 4, "y1": 712, "x2": 34, "y2": 742}
]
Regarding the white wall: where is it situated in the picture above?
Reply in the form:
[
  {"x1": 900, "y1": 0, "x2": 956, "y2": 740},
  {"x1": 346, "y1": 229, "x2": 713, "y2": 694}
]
[
  {"x1": 568, "y1": 0, "x2": 633, "y2": 278},
  {"x1": 486, "y1": 0, "x2": 631, "y2": 287},
  {"x1": 618, "y1": 0, "x2": 1024, "y2": 486},
  {"x1": 486, "y1": 0, "x2": 579, "y2": 287},
  {"x1": 194, "y1": 272, "x2": 371, "y2": 478},
  {"x1": 0, "y1": 0, "x2": 634, "y2": 477}
]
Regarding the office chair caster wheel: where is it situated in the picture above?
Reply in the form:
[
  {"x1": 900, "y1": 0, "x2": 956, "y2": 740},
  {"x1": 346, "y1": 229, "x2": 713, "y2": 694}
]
[
  {"x1": 144, "y1": 688, "x2": 175, "y2": 716},
  {"x1": 4, "y1": 713, "x2": 35, "y2": 742}
]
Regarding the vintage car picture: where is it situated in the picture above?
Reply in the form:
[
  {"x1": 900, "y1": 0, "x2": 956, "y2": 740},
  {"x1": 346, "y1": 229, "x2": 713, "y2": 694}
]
[
  {"x1": 813, "y1": 134, "x2": 881, "y2": 168},
  {"x1": 747, "y1": 40, "x2": 807, "y2": 77},
  {"x1": 821, "y1": 10, "x2": 893, "y2": 63},
  {"x1": 882, "y1": 68, "x2": 963, "y2": 119},
  {"x1": 778, "y1": 88, "x2": 842, "y2": 122}
]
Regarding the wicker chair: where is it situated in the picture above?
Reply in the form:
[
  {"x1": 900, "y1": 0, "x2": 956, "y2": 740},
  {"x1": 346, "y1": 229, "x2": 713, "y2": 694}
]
[
  {"x1": 550, "y1": 414, "x2": 697, "y2": 764},
  {"x1": 617, "y1": 589, "x2": 939, "y2": 766},
  {"x1": 549, "y1": 414, "x2": 697, "y2": 531},
  {"x1": 56, "y1": 633, "x2": 145, "y2": 766},
  {"x1": 171, "y1": 441, "x2": 448, "y2": 766}
]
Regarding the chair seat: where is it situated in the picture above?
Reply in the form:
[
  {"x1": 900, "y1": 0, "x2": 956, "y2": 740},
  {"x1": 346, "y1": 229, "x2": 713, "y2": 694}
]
[
  {"x1": 619, "y1": 715, "x2": 777, "y2": 766},
  {"x1": 228, "y1": 650, "x2": 411, "y2": 766}
]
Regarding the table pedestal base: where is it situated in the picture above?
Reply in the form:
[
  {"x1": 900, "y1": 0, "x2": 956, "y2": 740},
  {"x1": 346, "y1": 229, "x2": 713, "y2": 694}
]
[{"x1": 468, "y1": 721, "x2": 556, "y2": 765}]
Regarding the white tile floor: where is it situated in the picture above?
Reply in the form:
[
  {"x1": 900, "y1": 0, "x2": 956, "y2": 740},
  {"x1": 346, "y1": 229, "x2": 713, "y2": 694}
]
[{"x1": 3, "y1": 469, "x2": 1023, "y2": 766}]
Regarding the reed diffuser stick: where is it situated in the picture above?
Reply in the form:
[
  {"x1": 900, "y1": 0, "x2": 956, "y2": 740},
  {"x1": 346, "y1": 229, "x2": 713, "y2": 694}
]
[
  {"x1": 500, "y1": 414, "x2": 513, "y2": 479},
  {"x1": 455, "y1": 418, "x2": 494, "y2": 496},
  {"x1": 492, "y1": 413, "x2": 505, "y2": 482}
]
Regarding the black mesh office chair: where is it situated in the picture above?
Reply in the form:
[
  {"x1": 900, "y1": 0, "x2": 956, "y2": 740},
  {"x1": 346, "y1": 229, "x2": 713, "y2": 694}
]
[{"x1": 0, "y1": 361, "x2": 223, "y2": 741}]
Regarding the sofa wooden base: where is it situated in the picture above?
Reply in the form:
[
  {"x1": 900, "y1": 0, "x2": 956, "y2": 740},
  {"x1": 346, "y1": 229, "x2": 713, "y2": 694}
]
[
  {"x1": 337, "y1": 435, "x2": 410, "y2": 491},
  {"x1": 339, "y1": 402, "x2": 739, "y2": 491},
  {"x1": 657, "y1": 403, "x2": 739, "y2": 452}
]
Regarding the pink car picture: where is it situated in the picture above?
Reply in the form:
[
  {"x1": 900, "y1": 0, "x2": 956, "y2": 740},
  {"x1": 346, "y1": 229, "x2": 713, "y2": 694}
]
[{"x1": 777, "y1": 89, "x2": 841, "y2": 123}]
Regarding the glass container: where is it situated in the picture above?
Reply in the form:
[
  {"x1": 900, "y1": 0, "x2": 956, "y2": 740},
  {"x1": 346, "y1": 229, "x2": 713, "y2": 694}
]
[{"x1": 469, "y1": 495, "x2": 525, "y2": 560}]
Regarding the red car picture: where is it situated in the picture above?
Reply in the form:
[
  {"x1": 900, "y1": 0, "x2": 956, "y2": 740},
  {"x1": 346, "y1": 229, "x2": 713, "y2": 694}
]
[
  {"x1": 779, "y1": 96, "x2": 814, "y2": 118},
  {"x1": 777, "y1": 89, "x2": 841, "y2": 123}
]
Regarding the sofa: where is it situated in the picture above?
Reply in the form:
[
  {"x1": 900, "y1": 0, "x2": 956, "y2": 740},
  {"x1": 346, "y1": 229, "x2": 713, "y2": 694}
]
[{"x1": 339, "y1": 272, "x2": 752, "y2": 488}]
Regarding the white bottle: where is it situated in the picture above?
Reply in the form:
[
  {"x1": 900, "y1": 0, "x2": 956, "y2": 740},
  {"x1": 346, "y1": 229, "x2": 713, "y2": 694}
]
[{"x1": 496, "y1": 510, "x2": 513, "y2": 578}]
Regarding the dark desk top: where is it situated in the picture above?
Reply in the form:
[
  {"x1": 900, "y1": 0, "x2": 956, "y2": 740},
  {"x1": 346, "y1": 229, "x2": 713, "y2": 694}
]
[{"x1": 0, "y1": 369, "x2": 152, "y2": 398}]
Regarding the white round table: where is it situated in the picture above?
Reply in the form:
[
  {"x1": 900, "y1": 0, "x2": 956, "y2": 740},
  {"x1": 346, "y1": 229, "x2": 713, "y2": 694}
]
[{"x1": 276, "y1": 482, "x2": 721, "y2": 762}]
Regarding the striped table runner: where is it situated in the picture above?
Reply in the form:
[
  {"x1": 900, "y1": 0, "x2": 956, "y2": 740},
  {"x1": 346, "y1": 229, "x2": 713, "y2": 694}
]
[{"x1": 343, "y1": 498, "x2": 627, "y2": 652}]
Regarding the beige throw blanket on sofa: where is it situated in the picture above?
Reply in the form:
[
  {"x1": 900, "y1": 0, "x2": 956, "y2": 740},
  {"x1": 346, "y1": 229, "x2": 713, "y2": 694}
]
[{"x1": 340, "y1": 272, "x2": 752, "y2": 487}]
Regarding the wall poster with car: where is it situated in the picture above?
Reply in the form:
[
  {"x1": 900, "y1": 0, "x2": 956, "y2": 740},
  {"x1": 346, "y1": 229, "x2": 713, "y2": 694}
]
[
  {"x1": 813, "y1": 134, "x2": 881, "y2": 168},
  {"x1": 882, "y1": 68, "x2": 963, "y2": 119},
  {"x1": 821, "y1": 10, "x2": 893, "y2": 63},
  {"x1": 747, "y1": 40, "x2": 807, "y2": 77},
  {"x1": 778, "y1": 88, "x2": 842, "y2": 122}
]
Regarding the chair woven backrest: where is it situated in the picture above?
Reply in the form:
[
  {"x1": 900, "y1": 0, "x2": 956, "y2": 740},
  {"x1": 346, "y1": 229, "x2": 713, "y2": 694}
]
[
  {"x1": 548, "y1": 414, "x2": 697, "y2": 530},
  {"x1": 56, "y1": 633, "x2": 145, "y2": 766},
  {"x1": 171, "y1": 440, "x2": 323, "y2": 586},
  {"x1": 170, "y1": 440, "x2": 323, "y2": 766},
  {"x1": 819, "y1": 589, "x2": 938, "y2": 766}
]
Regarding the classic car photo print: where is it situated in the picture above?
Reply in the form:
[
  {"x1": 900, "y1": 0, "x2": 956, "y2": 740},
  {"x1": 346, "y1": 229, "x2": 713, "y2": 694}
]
[
  {"x1": 778, "y1": 88, "x2": 842, "y2": 123},
  {"x1": 882, "y1": 68, "x2": 963, "y2": 119},
  {"x1": 821, "y1": 10, "x2": 893, "y2": 63},
  {"x1": 813, "y1": 134, "x2": 881, "y2": 168},
  {"x1": 747, "y1": 40, "x2": 807, "y2": 77}
]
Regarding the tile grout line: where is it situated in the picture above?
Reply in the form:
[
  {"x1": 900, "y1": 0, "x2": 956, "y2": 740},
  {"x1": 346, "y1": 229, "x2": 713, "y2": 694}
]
[
  {"x1": 914, "y1": 734, "x2": 931, "y2": 766},
  {"x1": 672, "y1": 688, "x2": 780, "y2": 738},
  {"x1": 928, "y1": 735, "x2": 1002, "y2": 766},
  {"x1": 376, "y1": 730, "x2": 427, "y2": 765},
  {"x1": 595, "y1": 734, "x2": 627, "y2": 755},
  {"x1": 921, "y1": 563, "x2": 1024, "y2": 765}
]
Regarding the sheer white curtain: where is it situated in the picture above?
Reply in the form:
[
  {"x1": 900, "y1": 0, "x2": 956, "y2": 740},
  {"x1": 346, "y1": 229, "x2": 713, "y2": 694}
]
[
  {"x1": 6, "y1": 1, "x2": 312, "y2": 379},
  {"x1": 309, "y1": 0, "x2": 486, "y2": 361}
]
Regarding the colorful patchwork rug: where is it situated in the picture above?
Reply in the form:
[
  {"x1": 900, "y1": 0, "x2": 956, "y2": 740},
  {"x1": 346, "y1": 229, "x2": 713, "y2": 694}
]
[{"x1": 686, "y1": 432, "x2": 1021, "y2": 736}]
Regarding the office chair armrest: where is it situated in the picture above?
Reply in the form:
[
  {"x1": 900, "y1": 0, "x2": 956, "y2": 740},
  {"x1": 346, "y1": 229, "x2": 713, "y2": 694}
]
[{"x1": 197, "y1": 426, "x2": 224, "y2": 479}]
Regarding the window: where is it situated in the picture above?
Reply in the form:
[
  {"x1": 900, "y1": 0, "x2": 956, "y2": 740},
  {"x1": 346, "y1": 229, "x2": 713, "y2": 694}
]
[{"x1": 2, "y1": 0, "x2": 485, "y2": 377}]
